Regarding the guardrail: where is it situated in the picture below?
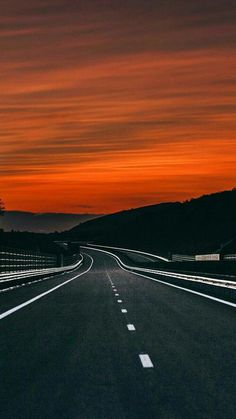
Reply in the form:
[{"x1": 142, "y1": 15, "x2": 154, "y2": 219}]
[
  {"x1": 83, "y1": 246, "x2": 236, "y2": 306},
  {"x1": 0, "y1": 246, "x2": 57, "y2": 273},
  {"x1": 224, "y1": 254, "x2": 236, "y2": 261},
  {"x1": 171, "y1": 254, "x2": 195, "y2": 262},
  {"x1": 84, "y1": 243, "x2": 169, "y2": 262},
  {"x1": 83, "y1": 246, "x2": 236, "y2": 288},
  {"x1": 0, "y1": 255, "x2": 83, "y2": 291},
  {"x1": 0, "y1": 245, "x2": 80, "y2": 273}
]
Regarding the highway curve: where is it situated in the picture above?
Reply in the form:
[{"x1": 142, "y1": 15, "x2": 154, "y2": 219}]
[{"x1": 0, "y1": 248, "x2": 236, "y2": 419}]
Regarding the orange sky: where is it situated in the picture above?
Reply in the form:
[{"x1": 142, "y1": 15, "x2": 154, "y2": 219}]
[{"x1": 1, "y1": 0, "x2": 236, "y2": 213}]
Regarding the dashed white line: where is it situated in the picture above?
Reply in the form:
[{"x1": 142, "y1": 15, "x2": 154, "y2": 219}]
[
  {"x1": 139, "y1": 354, "x2": 154, "y2": 368},
  {"x1": 117, "y1": 300, "x2": 122, "y2": 303},
  {"x1": 106, "y1": 271, "x2": 114, "y2": 287},
  {"x1": 127, "y1": 324, "x2": 136, "y2": 331},
  {"x1": 115, "y1": 293, "x2": 119, "y2": 296},
  {"x1": 0, "y1": 275, "x2": 51, "y2": 293},
  {"x1": 121, "y1": 309, "x2": 127, "y2": 313},
  {"x1": 113, "y1": 289, "x2": 117, "y2": 292},
  {"x1": 84, "y1": 246, "x2": 236, "y2": 309}
]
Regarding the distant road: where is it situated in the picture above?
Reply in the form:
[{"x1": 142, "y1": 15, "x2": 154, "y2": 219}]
[{"x1": 0, "y1": 248, "x2": 236, "y2": 418}]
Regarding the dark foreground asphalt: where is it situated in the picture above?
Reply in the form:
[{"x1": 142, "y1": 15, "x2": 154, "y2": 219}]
[{"x1": 0, "y1": 249, "x2": 236, "y2": 419}]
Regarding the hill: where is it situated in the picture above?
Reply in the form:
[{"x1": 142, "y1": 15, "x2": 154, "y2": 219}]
[
  {"x1": 63, "y1": 189, "x2": 236, "y2": 256},
  {"x1": 1, "y1": 211, "x2": 102, "y2": 233}
]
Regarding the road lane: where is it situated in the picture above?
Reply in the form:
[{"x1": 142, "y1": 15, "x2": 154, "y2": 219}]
[
  {"x1": 86, "y1": 246, "x2": 236, "y2": 307},
  {"x1": 0, "y1": 248, "x2": 236, "y2": 418},
  {"x1": 0, "y1": 254, "x2": 92, "y2": 316},
  {"x1": 0, "y1": 251, "x2": 156, "y2": 419},
  {"x1": 0, "y1": 256, "x2": 93, "y2": 320}
]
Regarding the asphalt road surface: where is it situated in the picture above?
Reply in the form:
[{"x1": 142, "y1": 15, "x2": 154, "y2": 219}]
[{"x1": 0, "y1": 248, "x2": 236, "y2": 419}]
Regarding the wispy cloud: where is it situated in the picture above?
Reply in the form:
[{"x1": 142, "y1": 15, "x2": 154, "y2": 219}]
[{"x1": 1, "y1": 0, "x2": 236, "y2": 212}]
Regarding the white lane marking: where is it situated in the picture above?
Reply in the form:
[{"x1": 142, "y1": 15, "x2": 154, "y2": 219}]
[
  {"x1": 139, "y1": 354, "x2": 154, "y2": 368},
  {"x1": 121, "y1": 309, "x2": 127, "y2": 313},
  {"x1": 0, "y1": 258, "x2": 83, "y2": 283},
  {"x1": 113, "y1": 288, "x2": 117, "y2": 292},
  {"x1": 115, "y1": 293, "x2": 119, "y2": 296},
  {"x1": 0, "y1": 256, "x2": 94, "y2": 321},
  {"x1": 117, "y1": 300, "x2": 122, "y2": 303},
  {"x1": 86, "y1": 243, "x2": 168, "y2": 262},
  {"x1": 106, "y1": 271, "x2": 114, "y2": 286},
  {"x1": 0, "y1": 275, "x2": 52, "y2": 293},
  {"x1": 84, "y1": 246, "x2": 236, "y2": 309},
  {"x1": 127, "y1": 324, "x2": 136, "y2": 331},
  {"x1": 112, "y1": 285, "x2": 115, "y2": 288},
  {"x1": 128, "y1": 270, "x2": 236, "y2": 309},
  {"x1": 99, "y1": 249, "x2": 236, "y2": 289}
]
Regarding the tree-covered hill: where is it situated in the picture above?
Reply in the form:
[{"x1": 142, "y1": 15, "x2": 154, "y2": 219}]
[{"x1": 63, "y1": 189, "x2": 236, "y2": 256}]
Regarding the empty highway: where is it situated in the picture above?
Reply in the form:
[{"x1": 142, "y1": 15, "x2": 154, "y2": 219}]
[{"x1": 0, "y1": 248, "x2": 236, "y2": 419}]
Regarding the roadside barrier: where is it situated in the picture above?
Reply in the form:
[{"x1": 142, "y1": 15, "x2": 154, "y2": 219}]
[{"x1": 0, "y1": 249, "x2": 83, "y2": 290}]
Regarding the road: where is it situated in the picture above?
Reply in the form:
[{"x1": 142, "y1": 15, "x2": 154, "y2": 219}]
[{"x1": 0, "y1": 248, "x2": 236, "y2": 419}]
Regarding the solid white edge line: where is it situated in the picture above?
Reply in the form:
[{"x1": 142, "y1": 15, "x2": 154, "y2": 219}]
[
  {"x1": 86, "y1": 243, "x2": 168, "y2": 261},
  {"x1": 139, "y1": 354, "x2": 154, "y2": 368},
  {"x1": 82, "y1": 246, "x2": 236, "y2": 309},
  {"x1": 0, "y1": 255, "x2": 94, "y2": 321},
  {"x1": 125, "y1": 270, "x2": 236, "y2": 308},
  {"x1": 84, "y1": 246, "x2": 236, "y2": 287},
  {"x1": 130, "y1": 267, "x2": 236, "y2": 288}
]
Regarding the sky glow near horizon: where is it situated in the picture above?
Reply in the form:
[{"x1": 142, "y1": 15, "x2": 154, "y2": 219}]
[{"x1": 1, "y1": 0, "x2": 236, "y2": 213}]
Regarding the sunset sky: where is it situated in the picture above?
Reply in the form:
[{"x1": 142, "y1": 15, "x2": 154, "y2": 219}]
[{"x1": 1, "y1": 0, "x2": 236, "y2": 213}]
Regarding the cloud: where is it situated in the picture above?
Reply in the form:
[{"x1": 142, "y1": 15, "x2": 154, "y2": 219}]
[{"x1": 1, "y1": 0, "x2": 236, "y2": 212}]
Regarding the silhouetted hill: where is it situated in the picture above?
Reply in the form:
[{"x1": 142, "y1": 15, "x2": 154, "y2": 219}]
[
  {"x1": 64, "y1": 189, "x2": 236, "y2": 256},
  {"x1": 1, "y1": 211, "x2": 102, "y2": 233},
  {"x1": 0, "y1": 230, "x2": 62, "y2": 254}
]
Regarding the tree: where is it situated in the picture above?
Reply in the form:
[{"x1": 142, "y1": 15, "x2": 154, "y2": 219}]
[{"x1": 0, "y1": 198, "x2": 5, "y2": 216}]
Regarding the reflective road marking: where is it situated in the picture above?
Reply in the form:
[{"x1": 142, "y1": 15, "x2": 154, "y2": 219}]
[
  {"x1": 127, "y1": 324, "x2": 136, "y2": 331},
  {"x1": 0, "y1": 256, "x2": 94, "y2": 321},
  {"x1": 139, "y1": 354, "x2": 154, "y2": 368}
]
